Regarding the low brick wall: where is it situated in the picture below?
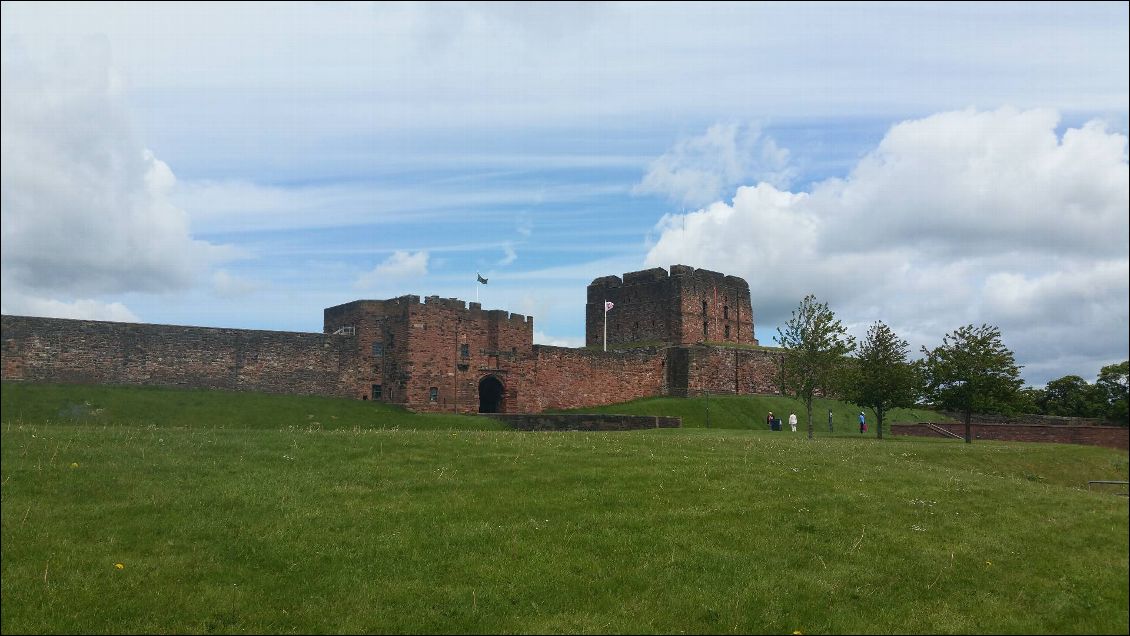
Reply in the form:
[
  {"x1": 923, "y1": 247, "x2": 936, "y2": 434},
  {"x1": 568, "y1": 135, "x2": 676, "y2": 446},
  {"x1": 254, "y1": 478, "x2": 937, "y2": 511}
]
[
  {"x1": 488, "y1": 413, "x2": 681, "y2": 431},
  {"x1": 891, "y1": 422, "x2": 1129, "y2": 451}
]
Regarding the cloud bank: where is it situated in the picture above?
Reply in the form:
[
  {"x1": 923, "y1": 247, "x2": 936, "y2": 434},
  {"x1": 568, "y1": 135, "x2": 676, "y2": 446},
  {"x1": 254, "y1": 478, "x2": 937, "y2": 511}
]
[
  {"x1": 0, "y1": 36, "x2": 230, "y2": 319},
  {"x1": 644, "y1": 108, "x2": 1129, "y2": 386}
]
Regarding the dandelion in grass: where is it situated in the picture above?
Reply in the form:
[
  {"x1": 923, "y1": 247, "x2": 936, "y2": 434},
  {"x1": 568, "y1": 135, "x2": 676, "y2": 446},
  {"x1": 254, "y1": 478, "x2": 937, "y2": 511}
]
[
  {"x1": 115, "y1": 563, "x2": 125, "y2": 570},
  {"x1": 70, "y1": 462, "x2": 79, "y2": 469}
]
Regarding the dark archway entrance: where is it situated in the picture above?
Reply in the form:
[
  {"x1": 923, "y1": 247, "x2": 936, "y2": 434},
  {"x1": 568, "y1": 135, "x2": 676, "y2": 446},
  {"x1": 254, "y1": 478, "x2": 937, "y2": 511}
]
[{"x1": 478, "y1": 375, "x2": 505, "y2": 413}]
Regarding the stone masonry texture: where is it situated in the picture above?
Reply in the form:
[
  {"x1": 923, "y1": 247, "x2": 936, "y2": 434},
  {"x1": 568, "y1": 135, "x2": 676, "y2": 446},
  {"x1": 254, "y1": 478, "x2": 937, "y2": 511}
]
[
  {"x1": 1, "y1": 315, "x2": 365, "y2": 398},
  {"x1": 586, "y1": 265, "x2": 758, "y2": 349},
  {"x1": 3, "y1": 264, "x2": 781, "y2": 414}
]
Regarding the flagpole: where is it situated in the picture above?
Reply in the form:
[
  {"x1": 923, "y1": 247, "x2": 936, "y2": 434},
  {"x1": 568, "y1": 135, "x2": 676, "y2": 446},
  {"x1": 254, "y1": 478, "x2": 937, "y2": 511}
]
[{"x1": 603, "y1": 302, "x2": 608, "y2": 352}]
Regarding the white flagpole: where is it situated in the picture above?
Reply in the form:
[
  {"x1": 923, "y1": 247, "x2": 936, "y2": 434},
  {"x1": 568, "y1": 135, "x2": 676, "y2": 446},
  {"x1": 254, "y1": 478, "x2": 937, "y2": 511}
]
[{"x1": 603, "y1": 302, "x2": 608, "y2": 352}]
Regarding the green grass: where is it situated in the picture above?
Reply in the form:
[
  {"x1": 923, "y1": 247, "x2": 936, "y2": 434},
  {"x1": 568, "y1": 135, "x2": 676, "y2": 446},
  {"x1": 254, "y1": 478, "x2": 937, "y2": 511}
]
[
  {"x1": 2, "y1": 383, "x2": 1127, "y2": 634},
  {"x1": 0, "y1": 382, "x2": 506, "y2": 432},
  {"x1": 551, "y1": 393, "x2": 953, "y2": 434}
]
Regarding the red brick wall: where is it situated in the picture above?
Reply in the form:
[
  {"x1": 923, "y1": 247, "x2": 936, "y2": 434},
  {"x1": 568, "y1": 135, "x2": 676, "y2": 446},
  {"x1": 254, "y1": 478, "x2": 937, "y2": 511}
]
[
  {"x1": 2, "y1": 315, "x2": 366, "y2": 398},
  {"x1": 681, "y1": 345, "x2": 782, "y2": 396},
  {"x1": 517, "y1": 345, "x2": 668, "y2": 412},
  {"x1": 891, "y1": 422, "x2": 1129, "y2": 450},
  {"x1": 5, "y1": 299, "x2": 782, "y2": 414}
]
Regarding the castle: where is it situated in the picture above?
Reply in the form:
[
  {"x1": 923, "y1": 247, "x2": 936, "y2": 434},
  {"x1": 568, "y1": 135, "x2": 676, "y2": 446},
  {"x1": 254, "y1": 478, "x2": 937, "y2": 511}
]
[{"x1": 1, "y1": 265, "x2": 783, "y2": 413}]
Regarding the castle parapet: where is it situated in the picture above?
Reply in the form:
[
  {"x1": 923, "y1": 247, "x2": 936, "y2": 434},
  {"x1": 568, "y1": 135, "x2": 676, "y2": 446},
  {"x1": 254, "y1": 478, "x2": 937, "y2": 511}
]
[
  {"x1": 586, "y1": 264, "x2": 757, "y2": 348},
  {"x1": 622, "y1": 267, "x2": 669, "y2": 284}
]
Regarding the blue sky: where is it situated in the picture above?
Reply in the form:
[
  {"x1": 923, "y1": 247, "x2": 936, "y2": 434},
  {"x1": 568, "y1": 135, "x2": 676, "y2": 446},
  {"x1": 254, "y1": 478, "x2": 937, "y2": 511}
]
[{"x1": 2, "y1": 2, "x2": 1127, "y2": 386}]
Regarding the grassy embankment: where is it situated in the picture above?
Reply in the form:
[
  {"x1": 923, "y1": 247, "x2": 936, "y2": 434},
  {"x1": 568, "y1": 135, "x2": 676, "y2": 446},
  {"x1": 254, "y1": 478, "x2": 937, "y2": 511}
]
[{"x1": 2, "y1": 382, "x2": 1127, "y2": 634}]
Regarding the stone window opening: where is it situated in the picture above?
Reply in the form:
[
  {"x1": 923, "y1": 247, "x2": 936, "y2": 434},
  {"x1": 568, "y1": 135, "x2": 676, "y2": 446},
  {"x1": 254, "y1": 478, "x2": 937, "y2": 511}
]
[
  {"x1": 723, "y1": 306, "x2": 729, "y2": 320},
  {"x1": 703, "y1": 321, "x2": 708, "y2": 339},
  {"x1": 702, "y1": 300, "x2": 708, "y2": 315},
  {"x1": 371, "y1": 384, "x2": 382, "y2": 400},
  {"x1": 371, "y1": 342, "x2": 384, "y2": 356},
  {"x1": 460, "y1": 343, "x2": 469, "y2": 358},
  {"x1": 429, "y1": 387, "x2": 438, "y2": 402},
  {"x1": 725, "y1": 325, "x2": 731, "y2": 339}
]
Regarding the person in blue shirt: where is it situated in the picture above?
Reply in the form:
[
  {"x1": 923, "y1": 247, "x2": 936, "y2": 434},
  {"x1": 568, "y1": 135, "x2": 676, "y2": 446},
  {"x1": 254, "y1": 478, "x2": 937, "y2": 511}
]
[{"x1": 859, "y1": 411, "x2": 866, "y2": 434}]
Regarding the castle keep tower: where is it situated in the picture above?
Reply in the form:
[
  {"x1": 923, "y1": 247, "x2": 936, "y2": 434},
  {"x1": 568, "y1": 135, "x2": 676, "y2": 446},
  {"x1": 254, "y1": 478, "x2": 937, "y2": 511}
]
[{"x1": 585, "y1": 265, "x2": 757, "y2": 349}]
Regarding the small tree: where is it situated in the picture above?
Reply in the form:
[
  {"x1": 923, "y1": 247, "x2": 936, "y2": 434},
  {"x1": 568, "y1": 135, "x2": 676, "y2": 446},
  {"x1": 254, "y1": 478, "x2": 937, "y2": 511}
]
[
  {"x1": 848, "y1": 321, "x2": 920, "y2": 440},
  {"x1": 1096, "y1": 361, "x2": 1129, "y2": 425},
  {"x1": 920, "y1": 324, "x2": 1024, "y2": 443},
  {"x1": 776, "y1": 294, "x2": 856, "y2": 439}
]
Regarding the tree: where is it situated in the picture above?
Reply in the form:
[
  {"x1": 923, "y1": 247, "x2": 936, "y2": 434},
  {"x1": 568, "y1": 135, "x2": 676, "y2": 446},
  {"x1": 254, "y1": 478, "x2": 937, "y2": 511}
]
[
  {"x1": 776, "y1": 294, "x2": 856, "y2": 439},
  {"x1": 1096, "y1": 361, "x2": 1129, "y2": 425},
  {"x1": 1042, "y1": 375, "x2": 1107, "y2": 418},
  {"x1": 920, "y1": 324, "x2": 1024, "y2": 443},
  {"x1": 1015, "y1": 386, "x2": 1047, "y2": 414},
  {"x1": 847, "y1": 321, "x2": 920, "y2": 440}
]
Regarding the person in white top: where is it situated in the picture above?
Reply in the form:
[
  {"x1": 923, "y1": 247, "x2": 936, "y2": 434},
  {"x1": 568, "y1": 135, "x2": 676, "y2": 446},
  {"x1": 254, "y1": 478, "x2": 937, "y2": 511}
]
[{"x1": 788, "y1": 412, "x2": 798, "y2": 432}]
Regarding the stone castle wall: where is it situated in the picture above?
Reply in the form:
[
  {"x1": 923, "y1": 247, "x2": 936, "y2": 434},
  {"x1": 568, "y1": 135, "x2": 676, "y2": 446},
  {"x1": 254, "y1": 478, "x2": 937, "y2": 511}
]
[
  {"x1": 673, "y1": 345, "x2": 783, "y2": 396},
  {"x1": 2, "y1": 265, "x2": 783, "y2": 413},
  {"x1": 517, "y1": 345, "x2": 669, "y2": 412},
  {"x1": 1, "y1": 314, "x2": 365, "y2": 398}
]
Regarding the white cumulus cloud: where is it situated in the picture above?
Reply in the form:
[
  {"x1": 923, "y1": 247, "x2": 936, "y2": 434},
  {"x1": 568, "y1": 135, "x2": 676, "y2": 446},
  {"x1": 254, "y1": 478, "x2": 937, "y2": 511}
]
[
  {"x1": 644, "y1": 107, "x2": 1129, "y2": 386},
  {"x1": 356, "y1": 250, "x2": 430, "y2": 288},
  {"x1": 1, "y1": 36, "x2": 233, "y2": 320},
  {"x1": 1, "y1": 291, "x2": 140, "y2": 323}
]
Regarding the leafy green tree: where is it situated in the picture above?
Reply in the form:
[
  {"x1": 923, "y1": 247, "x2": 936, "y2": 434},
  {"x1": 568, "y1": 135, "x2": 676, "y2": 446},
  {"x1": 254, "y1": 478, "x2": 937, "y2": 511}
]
[
  {"x1": 920, "y1": 324, "x2": 1024, "y2": 444},
  {"x1": 846, "y1": 321, "x2": 920, "y2": 440},
  {"x1": 1096, "y1": 361, "x2": 1129, "y2": 425},
  {"x1": 1016, "y1": 386, "x2": 1047, "y2": 414},
  {"x1": 776, "y1": 294, "x2": 856, "y2": 439},
  {"x1": 1043, "y1": 375, "x2": 1107, "y2": 418}
]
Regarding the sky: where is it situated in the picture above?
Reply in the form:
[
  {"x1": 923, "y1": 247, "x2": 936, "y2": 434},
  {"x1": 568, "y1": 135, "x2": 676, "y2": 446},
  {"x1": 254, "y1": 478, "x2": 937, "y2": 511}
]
[{"x1": 1, "y1": 1, "x2": 1127, "y2": 388}]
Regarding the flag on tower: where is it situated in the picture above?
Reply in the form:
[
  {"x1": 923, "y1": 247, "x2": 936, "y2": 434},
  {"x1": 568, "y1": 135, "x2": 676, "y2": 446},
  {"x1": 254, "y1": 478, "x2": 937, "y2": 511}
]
[
  {"x1": 605, "y1": 300, "x2": 614, "y2": 311},
  {"x1": 477, "y1": 273, "x2": 488, "y2": 285}
]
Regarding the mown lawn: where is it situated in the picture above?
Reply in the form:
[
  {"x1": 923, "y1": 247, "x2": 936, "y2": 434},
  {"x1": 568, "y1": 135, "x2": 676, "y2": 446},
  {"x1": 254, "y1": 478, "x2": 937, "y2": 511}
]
[{"x1": 2, "y1": 383, "x2": 1127, "y2": 634}]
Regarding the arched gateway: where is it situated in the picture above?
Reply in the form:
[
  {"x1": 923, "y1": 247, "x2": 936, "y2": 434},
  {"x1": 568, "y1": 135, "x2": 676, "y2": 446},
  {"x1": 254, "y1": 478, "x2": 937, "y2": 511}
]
[{"x1": 478, "y1": 375, "x2": 505, "y2": 413}]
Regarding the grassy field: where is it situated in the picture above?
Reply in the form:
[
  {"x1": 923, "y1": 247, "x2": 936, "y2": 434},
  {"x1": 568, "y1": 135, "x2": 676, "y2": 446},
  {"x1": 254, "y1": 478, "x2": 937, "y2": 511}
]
[{"x1": 2, "y1": 383, "x2": 1127, "y2": 634}]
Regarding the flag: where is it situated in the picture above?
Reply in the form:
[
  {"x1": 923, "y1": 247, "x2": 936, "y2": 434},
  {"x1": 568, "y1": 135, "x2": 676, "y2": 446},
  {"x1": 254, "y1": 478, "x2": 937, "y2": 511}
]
[
  {"x1": 477, "y1": 273, "x2": 488, "y2": 285},
  {"x1": 605, "y1": 300, "x2": 614, "y2": 312}
]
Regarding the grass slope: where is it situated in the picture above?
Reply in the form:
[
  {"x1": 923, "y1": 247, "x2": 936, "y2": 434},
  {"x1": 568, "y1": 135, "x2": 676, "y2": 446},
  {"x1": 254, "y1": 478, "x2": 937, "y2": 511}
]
[
  {"x1": 553, "y1": 393, "x2": 952, "y2": 434},
  {"x1": 2, "y1": 383, "x2": 1127, "y2": 634},
  {"x1": 0, "y1": 382, "x2": 504, "y2": 431}
]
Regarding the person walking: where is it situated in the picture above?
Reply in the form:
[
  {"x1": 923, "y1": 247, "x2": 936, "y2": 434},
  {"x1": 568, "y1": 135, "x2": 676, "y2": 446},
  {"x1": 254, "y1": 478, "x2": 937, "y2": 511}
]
[
  {"x1": 766, "y1": 411, "x2": 774, "y2": 430},
  {"x1": 828, "y1": 409, "x2": 834, "y2": 432},
  {"x1": 859, "y1": 411, "x2": 867, "y2": 434},
  {"x1": 788, "y1": 412, "x2": 798, "y2": 433}
]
